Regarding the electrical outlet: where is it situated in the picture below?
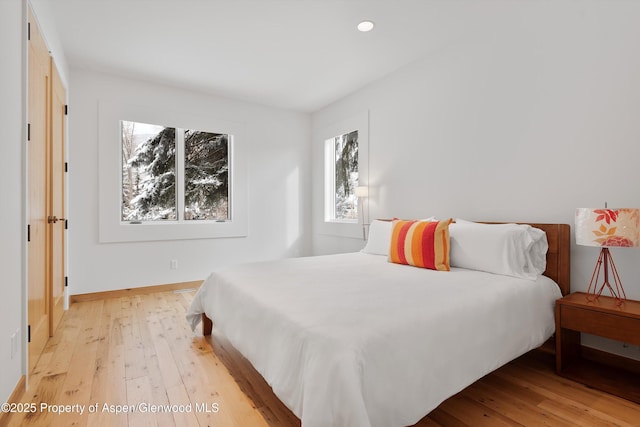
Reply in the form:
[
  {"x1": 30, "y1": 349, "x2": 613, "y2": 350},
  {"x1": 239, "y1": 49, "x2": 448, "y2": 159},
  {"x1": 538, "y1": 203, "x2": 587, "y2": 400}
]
[{"x1": 170, "y1": 259, "x2": 178, "y2": 270}]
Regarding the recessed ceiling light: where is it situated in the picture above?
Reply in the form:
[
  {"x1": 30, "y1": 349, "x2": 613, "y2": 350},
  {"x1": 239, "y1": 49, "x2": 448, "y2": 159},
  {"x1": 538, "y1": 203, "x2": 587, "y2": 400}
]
[{"x1": 357, "y1": 20, "x2": 375, "y2": 32}]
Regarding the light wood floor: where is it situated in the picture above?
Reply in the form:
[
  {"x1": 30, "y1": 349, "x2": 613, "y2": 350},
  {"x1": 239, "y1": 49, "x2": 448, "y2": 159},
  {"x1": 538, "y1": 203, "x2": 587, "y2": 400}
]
[{"x1": 3, "y1": 289, "x2": 640, "y2": 427}]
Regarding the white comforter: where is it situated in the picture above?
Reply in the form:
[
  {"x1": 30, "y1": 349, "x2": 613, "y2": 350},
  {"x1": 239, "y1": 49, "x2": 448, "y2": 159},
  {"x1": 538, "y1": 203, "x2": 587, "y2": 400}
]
[{"x1": 187, "y1": 252, "x2": 561, "y2": 427}]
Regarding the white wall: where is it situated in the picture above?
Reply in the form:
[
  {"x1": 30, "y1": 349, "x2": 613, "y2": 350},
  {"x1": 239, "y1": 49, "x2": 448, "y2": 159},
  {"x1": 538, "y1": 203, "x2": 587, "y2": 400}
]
[
  {"x1": 312, "y1": 1, "x2": 640, "y2": 358},
  {"x1": 29, "y1": 0, "x2": 70, "y2": 87},
  {"x1": 0, "y1": 0, "x2": 26, "y2": 403},
  {"x1": 69, "y1": 70, "x2": 311, "y2": 294}
]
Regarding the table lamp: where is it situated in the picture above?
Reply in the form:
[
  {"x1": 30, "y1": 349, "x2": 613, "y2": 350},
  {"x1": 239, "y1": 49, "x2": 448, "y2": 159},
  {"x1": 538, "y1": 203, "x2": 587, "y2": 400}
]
[{"x1": 575, "y1": 207, "x2": 640, "y2": 305}]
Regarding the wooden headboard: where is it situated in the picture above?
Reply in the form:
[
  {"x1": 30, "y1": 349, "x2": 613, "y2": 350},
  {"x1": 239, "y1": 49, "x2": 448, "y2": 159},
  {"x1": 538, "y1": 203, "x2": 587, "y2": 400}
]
[
  {"x1": 528, "y1": 223, "x2": 571, "y2": 295},
  {"x1": 484, "y1": 222, "x2": 571, "y2": 296}
]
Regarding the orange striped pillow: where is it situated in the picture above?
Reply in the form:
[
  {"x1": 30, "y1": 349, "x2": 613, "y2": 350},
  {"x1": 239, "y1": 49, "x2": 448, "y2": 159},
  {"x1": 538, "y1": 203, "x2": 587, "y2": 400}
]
[{"x1": 389, "y1": 219, "x2": 452, "y2": 271}]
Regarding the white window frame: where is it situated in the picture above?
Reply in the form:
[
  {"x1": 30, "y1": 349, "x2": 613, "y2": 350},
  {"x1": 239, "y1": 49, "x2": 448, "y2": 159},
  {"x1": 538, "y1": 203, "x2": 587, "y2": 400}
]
[
  {"x1": 314, "y1": 111, "x2": 369, "y2": 239},
  {"x1": 98, "y1": 100, "x2": 248, "y2": 243}
]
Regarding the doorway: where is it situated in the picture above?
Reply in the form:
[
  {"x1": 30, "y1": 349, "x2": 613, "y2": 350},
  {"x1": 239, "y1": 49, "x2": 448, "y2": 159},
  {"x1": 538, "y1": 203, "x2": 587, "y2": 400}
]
[{"x1": 27, "y1": 6, "x2": 67, "y2": 373}]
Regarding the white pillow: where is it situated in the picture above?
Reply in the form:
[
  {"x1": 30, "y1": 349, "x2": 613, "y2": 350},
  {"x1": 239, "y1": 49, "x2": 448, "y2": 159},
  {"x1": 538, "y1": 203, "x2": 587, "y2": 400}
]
[
  {"x1": 361, "y1": 218, "x2": 435, "y2": 255},
  {"x1": 449, "y1": 220, "x2": 548, "y2": 280},
  {"x1": 361, "y1": 220, "x2": 393, "y2": 255}
]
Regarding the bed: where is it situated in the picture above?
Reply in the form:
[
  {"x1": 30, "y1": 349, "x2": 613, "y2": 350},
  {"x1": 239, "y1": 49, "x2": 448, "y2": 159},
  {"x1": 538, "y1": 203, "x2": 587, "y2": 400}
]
[{"x1": 187, "y1": 221, "x2": 570, "y2": 427}]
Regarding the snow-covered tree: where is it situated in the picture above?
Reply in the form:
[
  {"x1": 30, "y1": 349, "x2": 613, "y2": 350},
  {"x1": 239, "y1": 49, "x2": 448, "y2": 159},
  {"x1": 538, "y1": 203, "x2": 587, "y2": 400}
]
[
  {"x1": 124, "y1": 125, "x2": 229, "y2": 221},
  {"x1": 184, "y1": 130, "x2": 228, "y2": 220},
  {"x1": 334, "y1": 130, "x2": 358, "y2": 219},
  {"x1": 121, "y1": 121, "x2": 136, "y2": 210},
  {"x1": 128, "y1": 127, "x2": 176, "y2": 220}
]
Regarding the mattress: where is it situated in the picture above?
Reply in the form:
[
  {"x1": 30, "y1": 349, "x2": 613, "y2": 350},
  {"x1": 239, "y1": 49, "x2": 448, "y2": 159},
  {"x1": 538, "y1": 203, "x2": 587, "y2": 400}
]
[{"x1": 187, "y1": 252, "x2": 561, "y2": 427}]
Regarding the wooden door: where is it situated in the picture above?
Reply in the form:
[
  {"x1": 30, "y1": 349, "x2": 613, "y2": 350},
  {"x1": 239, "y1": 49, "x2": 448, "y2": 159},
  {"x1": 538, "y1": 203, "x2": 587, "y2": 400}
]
[
  {"x1": 28, "y1": 7, "x2": 50, "y2": 373},
  {"x1": 49, "y1": 58, "x2": 66, "y2": 335}
]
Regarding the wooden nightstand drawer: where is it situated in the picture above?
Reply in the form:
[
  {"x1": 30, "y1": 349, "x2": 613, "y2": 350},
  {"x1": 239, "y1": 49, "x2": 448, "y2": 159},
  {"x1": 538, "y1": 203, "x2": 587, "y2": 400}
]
[
  {"x1": 555, "y1": 292, "x2": 640, "y2": 404},
  {"x1": 560, "y1": 305, "x2": 640, "y2": 345}
]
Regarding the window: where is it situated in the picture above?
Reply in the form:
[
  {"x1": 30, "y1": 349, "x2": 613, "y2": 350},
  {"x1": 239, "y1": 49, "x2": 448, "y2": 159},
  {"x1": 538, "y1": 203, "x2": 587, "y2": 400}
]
[
  {"x1": 324, "y1": 130, "x2": 359, "y2": 222},
  {"x1": 98, "y1": 100, "x2": 248, "y2": 243},
  {"x1": 184, "y1": 129, "x2": 229, "y2": 220},
  {"x1": 121, "y1": 120, "x2": 230, "y2": 223},
  {"x1": 314, "y1": 110, "x2": 368, "y2": 239},
  {"x1": 122, "y1": 122, "x2": 176, "y2": 221}
]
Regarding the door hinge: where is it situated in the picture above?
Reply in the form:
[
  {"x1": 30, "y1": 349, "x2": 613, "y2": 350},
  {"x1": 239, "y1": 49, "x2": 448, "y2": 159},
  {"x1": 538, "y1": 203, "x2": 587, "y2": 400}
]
[
  {"x1": 27, "y1": 224, "x2": 30, "y2": 242},
  {"x1": 27, "y1": 123, "x2": 30, "y2": 141},
  {"x1": 65, "y1": 219, "x2": 68, "y2": 230},
  {"x1": 65, "y1": 276, "x2": 68, "y2": 287},
  {"x1": 64, "y1": 105, "x2": 68, "y2": 115},
  {"x1": 28, "y1": 325, "x2": 31, "y2": 343},
  {"x1": 65, "y1": 162, "x2": 68, "y2": 173}
]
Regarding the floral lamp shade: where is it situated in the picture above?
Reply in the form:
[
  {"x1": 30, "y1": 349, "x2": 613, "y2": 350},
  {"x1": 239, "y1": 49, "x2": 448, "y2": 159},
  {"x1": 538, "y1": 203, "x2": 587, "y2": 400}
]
[{"x1": 575, "y1": 208, "x2": 640, "y2": 248}]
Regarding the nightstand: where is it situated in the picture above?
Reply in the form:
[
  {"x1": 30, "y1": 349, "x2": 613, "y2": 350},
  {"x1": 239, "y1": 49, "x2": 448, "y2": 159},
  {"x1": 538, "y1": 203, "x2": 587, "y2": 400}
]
[{"x1": 555, "y1": 292, "x2": 640, "y2": 403}]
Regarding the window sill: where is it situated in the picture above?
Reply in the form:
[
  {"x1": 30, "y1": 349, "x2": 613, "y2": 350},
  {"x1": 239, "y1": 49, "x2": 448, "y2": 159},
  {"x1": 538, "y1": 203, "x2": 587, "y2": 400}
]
[{"x1": 100, "y1": 218, "x2": 247, "y2": 243}]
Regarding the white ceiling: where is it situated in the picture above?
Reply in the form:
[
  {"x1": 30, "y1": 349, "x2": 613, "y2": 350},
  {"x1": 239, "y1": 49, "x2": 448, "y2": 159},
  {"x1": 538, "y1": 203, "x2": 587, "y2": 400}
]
[{"x1": 40, "y1": 0, "x2": 514, "y2": 112}]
